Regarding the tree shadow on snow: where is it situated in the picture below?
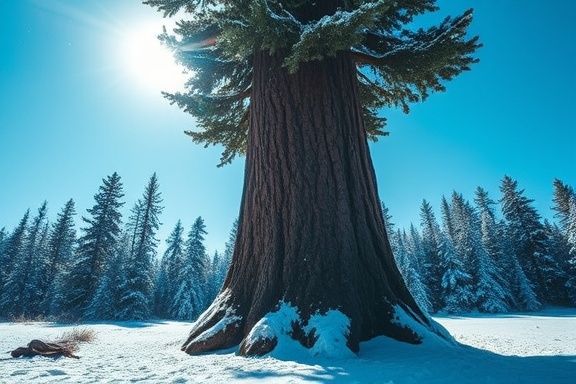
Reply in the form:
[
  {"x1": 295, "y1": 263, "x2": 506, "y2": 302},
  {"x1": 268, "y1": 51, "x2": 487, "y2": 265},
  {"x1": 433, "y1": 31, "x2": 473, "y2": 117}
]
[{"x1": 228, "y1": 341, "x2": 575, "y2": 383}]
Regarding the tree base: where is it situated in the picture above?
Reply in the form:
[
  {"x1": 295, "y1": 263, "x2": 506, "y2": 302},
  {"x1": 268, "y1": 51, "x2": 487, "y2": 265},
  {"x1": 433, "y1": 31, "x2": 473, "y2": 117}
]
[{"x1": 182, "y1": 295, "x2": 453, "y2": 357}]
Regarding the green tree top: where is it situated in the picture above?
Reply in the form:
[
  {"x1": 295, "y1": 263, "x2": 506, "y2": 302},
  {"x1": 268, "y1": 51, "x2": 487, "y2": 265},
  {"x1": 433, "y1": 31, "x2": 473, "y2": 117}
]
[{"x1": 145, "y1": 0, "x2": 481, "y2": 165}]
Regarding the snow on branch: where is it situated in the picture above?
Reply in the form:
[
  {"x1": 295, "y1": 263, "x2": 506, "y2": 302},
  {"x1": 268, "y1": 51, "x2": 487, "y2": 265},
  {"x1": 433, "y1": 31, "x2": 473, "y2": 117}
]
[{"x1": 284, "y1": 0, "x2": 392, "y2": 72}]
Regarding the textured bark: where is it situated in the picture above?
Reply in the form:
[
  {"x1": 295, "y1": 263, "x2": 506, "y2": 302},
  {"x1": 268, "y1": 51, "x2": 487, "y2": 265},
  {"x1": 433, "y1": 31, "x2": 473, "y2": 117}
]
[{"x1": 181, "y1": 47, "x2": 439, "y2": 356}]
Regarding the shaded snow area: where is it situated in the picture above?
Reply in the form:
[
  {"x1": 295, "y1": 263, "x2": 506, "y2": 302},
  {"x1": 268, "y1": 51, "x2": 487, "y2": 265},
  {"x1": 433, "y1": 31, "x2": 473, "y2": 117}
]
[{"x1": 1, "y1": 308, "x2": 574, "y2": 383}]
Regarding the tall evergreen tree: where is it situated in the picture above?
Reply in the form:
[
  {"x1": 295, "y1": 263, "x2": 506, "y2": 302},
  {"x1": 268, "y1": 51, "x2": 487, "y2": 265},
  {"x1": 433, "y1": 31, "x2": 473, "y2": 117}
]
[
  {"x1": 146, "y1": 0, "x2": 480, "y2": 355},
  {"x1": 499, "y1": 175, "x2": 553, "y2": 303},
  {"x1": 0, "y1": 210, "x2": 29, "y2": 315},
  {"x1": 419, "y1": 200, "x2": 443, "y2": 311},
  {"x1": 155, "y1": 220, "x2": 186, "y2": 318},
  {"x1": 473, "y1": 187, "x2": 509, "y2": 313},
  {"x1": 117, "y1": 173, "x2": 164, "y2": 320},
  {"x1": 402, "y1": 225, "x2": 432, "y2": 313},
  {"x1": 1, "y1": 202, "x2": 48, "y2": 317},
  {"x1": 439, "y1": 197, "x2": 472, "y2": 313},
  {"x1": 541, "y1": 220, "x2": 571, "y2": 305},
  {"x1": 64, "y1": 172, "x2": 125, "y2": 318},
  {"x1": 41, "y1": 199, "x2": 77, "y2": 316},
  {"x1": 552, "y1": 178, "x2": 575, "y2": 233},
  {"x1": 565, "y1": 196, "x2": 576, "y2": 304},
  {"x1": 86, "y1": 232, "x2": 129, "y2": 320},
  {"x1": 172, "y1": 217, "x2": 209, "y2": 320}
]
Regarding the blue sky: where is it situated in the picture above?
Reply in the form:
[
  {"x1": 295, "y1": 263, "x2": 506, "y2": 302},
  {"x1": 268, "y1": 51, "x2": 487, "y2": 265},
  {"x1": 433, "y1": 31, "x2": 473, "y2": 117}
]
[{"x1": 1, "y1": 0, "x2": 575, "y2": 254}]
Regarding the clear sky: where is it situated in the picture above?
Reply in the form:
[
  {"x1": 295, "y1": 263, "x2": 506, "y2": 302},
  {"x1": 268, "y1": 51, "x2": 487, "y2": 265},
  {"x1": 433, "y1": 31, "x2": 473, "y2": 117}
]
[{"x1": 1, "y1": 0, "x2": 575, "y2": 255}]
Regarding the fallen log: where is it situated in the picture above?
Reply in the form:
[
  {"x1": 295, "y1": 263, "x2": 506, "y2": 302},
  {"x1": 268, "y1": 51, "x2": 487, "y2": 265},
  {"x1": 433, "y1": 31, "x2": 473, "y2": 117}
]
[{"x1": 11, "y1": 339, "x2": 79, "y2": 359}]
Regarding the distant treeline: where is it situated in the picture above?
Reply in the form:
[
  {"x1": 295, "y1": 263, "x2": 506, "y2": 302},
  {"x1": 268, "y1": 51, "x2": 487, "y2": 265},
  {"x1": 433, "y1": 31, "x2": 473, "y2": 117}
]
[
  {"x1": 386, "y1": 176, "x2": 576, "y2": 314},
  {"x1": 0, "y1": 173, "x2": 574, "y2": 322},
  {"x1": 0, "y1": 172, "x2": 235, "y2": 322}
]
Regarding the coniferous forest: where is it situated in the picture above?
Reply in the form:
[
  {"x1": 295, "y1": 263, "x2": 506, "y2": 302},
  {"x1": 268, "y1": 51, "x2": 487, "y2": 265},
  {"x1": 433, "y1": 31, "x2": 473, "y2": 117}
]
[{"x1": 0, "y1": 173, "x2": 574, "y2": 321}]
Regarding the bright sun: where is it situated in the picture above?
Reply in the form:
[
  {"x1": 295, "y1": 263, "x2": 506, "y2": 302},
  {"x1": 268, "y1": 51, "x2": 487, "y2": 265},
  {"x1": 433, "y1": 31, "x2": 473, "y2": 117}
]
[{"x1": 122, "y1": 23, "x2": 187, "y2": 93}]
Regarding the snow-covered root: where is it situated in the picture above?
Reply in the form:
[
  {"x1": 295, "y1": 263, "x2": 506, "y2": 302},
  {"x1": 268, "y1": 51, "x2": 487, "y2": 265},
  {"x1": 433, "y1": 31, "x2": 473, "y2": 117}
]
[
  {"x1": 238, "y1": 302, "x2": 355, "y2": 358},
  {"x1": 183, "y1": 296, "x2": 455, "y2": 357},
  {"x1": 391, "y1": 304, "x2": 456, "y2": 347},
  {"x1": 181, "y1": 290, "x2": 244, "y2": 354}
]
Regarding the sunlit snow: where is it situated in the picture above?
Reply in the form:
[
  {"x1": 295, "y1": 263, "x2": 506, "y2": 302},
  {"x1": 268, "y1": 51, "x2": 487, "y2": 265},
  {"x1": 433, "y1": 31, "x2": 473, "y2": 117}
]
[{"x1": 1, "y1": 307, "x2": 574, "y2": 383}]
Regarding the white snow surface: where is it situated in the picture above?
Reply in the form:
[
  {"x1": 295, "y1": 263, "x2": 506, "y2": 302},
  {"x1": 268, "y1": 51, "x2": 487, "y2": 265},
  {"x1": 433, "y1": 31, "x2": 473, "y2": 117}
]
[{"x1": 1, "y1": 307, "x2": 574, "y2": 383}]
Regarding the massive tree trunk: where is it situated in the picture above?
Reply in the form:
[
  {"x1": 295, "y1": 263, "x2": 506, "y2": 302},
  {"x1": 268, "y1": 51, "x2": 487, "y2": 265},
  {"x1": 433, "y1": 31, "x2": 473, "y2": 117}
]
[{"x1": 182, "y1": 49, "x2": 446, "y2": 356}]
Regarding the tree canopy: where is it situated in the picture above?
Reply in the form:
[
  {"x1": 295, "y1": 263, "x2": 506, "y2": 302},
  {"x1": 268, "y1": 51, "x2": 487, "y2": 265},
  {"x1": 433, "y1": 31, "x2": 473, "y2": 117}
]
[{"x1": 145, "y1": 0, "x2": 481, "y2": 165}]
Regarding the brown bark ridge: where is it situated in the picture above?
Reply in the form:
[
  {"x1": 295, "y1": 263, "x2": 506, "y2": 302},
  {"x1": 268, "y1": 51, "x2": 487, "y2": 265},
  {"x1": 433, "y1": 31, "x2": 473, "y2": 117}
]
[{"x1": 182, "y1": 49, "x2": 452, "y2": 356}]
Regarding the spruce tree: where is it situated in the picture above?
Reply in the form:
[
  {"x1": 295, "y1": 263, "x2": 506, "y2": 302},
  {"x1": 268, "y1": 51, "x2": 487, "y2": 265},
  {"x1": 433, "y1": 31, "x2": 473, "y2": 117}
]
[
  {"x1": 565, "y1": 196, "x2": 576, "y2": 303},
  {"x1": 155, "y1": 220, "x2": 186, "y2": 318},
  {"x1": 552, "y1": 178, "x2": 575, "y2": 233},
  {"x1": 473, "y1": 187, "x2": 509, "y2": 313},
  {"x1": 1, "y1": 202, "x2": 48, "y2": 317},
  {"x1": 85, "y1": 233, "x2": 129, "y2": 320},
  {"x1": 64, "y1": 172, "x2": 125, "y2": 318},
  {"x1": 499, "y1": 175, "x2": 554, "y2": 304},
  {"x1": 172, "y1": 217, "x2": 209, "y2": 320},
  {"x1": 41, "y1": 199, "x2": 77, "y2": 316},
  {"x1": 419, "y1": 200, "x2": 443, "y2": 311},
  {"x1": 117, "y1": 173, "x2": 164, "y2": 320},
  {"x1": 0, "y1": 210, "x2": 29, "y2": 316},
  {"x1": 439, "y1": 197, "x2": 472, "y2": 313},
  {"x1": 402, "y1": 225, "x2": 432, "y2": 313},
  {"x1": 146, "y1": 0, "x2": 480, "y2": 355}
]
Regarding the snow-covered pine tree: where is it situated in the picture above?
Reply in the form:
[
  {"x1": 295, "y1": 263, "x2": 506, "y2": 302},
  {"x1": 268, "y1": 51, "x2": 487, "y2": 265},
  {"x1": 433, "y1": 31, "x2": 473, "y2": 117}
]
[
  {"x1": 85, "y1": 233, "x2": 129, "y2": 320},
  {"x1": 155, "y1": 220, "x2": 186, "y2": 318},
  {"x1": 383, "y1": 204, "x2": 431, "y2": 313},
  {"x1": 439, "y1": 195, "x2": 473, "y2": 313},
  {"x1": 171, "y1": 217, "x2": 209, "y2": 320},
  {"x1": 27, "y1": 219, "x2": 51, "y2": 316},
  {"x1": 1, "y1": 202, "x2": 48, "y2": 318},
  {"x1": 0, "y1": 210, "x2": 29, "y2": 316},
  {"x1": 565, "y1": 195, "x2": 576, "y2": 304},
  {"x1": 63, "y1": 172, "x2": 125, "y2": 318},
  {"x1": 499, "y1": 175, "x2": 557, "y2": 304},
  {"x1": 402, "y1": 225, "x2": 432, "y2": 313},
  {"x1": 473, "y1": 187, "x2": 510, "y2": 313},
  {"x1": 552, "y1": 178, "x2": 575, "y2": 234},
  {"x1": 146, "y1": 0, "x2": 480, "y2": 356},
  {"x1": 117, "y1": 173, "x2": 164, "y2": 320},
  {"x1": 40, "y1": 199, "x2": 77, "y2": 316},
  {"x1": 206, "y1": 251, "x2": 223, "y2": 305},
  {"x1": 542, "y1": 220, "x2": 571, "y2": 305},
  {"x1": 419, "y1": 200, "x2": 444, "y2": 312}
]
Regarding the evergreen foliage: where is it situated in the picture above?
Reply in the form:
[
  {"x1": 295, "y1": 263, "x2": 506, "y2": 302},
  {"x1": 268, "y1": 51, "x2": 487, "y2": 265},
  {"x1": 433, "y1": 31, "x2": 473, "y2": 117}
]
[
  {"x1": 439, "y1": 196, "x2": 473, "y2": 313},
  {"x1": 499, "y1": 175, "x2": 553, "y2": 304},
  {"x1": 155, "y1": 220, "x2": 186, "y2": 318},
  {"x1": 144, "y1": 0, "x2": 481, "y2": 166},
  {"x1": 64, "y1": 172, "x2": 125, "y2": 318},
  {"x1": 0, "y1": 210, "x2": 29, "y2": 315},
  {"x1": 117, "y1": 173, "x2": 164, "y2": 320},
  {"x1": 0, "y1": 174, "x2": 574, "y2": 320},
  {"x1": 418, "y1": 200, "x2": 443, "y2": 311},
  {"x1": 1, "y1": 203, "x2": 48, "y2": 318},
  {"x1": 42, "y1": 199, "x2": 77, "y2": 316},
  {"x1": 171, "y1": 217, "x2": 209, "y2": 320}
]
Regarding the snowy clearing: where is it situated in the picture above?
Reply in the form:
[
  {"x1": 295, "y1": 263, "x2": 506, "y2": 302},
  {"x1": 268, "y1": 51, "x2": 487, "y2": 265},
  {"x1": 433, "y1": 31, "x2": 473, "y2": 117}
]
[{"x1": 1, "y1": 307, "x2": 574, "y2": 383}]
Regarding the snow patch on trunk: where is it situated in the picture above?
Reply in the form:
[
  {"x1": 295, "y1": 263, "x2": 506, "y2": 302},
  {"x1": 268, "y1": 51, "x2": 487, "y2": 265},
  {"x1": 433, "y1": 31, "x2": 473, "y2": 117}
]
[
  {"x1": 188, "y1": 289, "x2": 242, "y2": 343},
  {"x1": 391, "y1": 304, "x2": 455, "y2": 346},
  {"x1": 243, "y1": 302, "x2": 354, "y2": 359},
  {"x1": 304, "y1": 309, "x2": 354, "y2": 358}
]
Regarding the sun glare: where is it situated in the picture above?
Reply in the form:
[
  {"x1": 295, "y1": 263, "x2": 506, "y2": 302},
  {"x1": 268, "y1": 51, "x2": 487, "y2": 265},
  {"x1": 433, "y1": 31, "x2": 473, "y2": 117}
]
[{"x1": 122, "y1": 24, "x2": 187, "y2": 93}]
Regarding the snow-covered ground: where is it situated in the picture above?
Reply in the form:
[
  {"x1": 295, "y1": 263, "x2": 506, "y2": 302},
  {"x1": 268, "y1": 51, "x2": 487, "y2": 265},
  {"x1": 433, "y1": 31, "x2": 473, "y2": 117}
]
[{"x1": 1, "y1": 307, "x2": 574, "y2": 383}]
